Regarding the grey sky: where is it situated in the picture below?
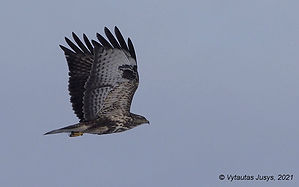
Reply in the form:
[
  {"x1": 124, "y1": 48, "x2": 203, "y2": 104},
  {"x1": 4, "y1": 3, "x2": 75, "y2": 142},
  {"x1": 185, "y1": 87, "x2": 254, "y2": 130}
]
[{"x1": 1, "y1": 0, "x2": 299, "y2": 186}]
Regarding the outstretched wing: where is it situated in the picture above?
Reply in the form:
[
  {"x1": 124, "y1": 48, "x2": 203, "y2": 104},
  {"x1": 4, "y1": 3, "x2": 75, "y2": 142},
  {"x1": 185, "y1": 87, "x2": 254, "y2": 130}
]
[
  {"x1": 60, "y1": 33, "x2": 94, "y2": 122},
  {"x1": 60, "y1": 27, "x2": 138, "y2": 122},
  {"x1": 83, "y1": 27, "x2": 139, "y2": 121}
]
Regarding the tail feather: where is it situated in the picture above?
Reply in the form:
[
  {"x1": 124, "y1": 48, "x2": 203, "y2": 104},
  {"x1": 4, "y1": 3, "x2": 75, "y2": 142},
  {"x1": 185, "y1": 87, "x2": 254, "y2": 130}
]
[
  {"x1": 44, "y1": 129, "x2": 67, "y2": 135},
  {"x1": 44, "y1": 123, "x2": 88, "y2": 135}
]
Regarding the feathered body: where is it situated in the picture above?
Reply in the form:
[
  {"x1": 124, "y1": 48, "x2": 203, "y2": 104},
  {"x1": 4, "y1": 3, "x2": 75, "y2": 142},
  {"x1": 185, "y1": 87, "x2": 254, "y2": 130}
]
[{"x1": 45, "y1": 27, "x2": 149, "y2": 137}]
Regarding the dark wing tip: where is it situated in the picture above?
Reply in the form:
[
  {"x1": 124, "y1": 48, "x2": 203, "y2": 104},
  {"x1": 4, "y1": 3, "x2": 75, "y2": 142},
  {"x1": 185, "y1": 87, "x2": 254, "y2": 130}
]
[
  {"x1": 96, "y1": 32, "x2": 112, "y2": 48},
  {"x1": 59, "y1": 44, "x2": 74, "y2": 54},
  {"x1": 59, "y1": 44, "x2": 66, "y2": 50},
  {"x1": 71, "y1": 32, "x2": 91, "y2": 54},
  {"x1": 104, "y1": 27, "x2": 109, "y2": 33},
  {"x1": 104, "y1": 27, "x2": 121, "y2": 49},
  {"x1": 83, "y1": 34, "x2": 94, "y2": 55},
  {"x1": 114, "y1": 26, "x2": 129, "y2": 51},
  {"x1": 94, "y1": 27, "x2": 137, "y2": 60},
  {"x1": 65, "y1": 37, "x2": 83, "y2": 54}
]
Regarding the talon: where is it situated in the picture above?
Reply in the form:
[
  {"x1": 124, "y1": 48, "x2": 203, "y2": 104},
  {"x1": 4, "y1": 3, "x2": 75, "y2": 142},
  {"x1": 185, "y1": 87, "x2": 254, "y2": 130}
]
[{"x1": 70, "y1": 132, "x2": 83, "y2": 137}]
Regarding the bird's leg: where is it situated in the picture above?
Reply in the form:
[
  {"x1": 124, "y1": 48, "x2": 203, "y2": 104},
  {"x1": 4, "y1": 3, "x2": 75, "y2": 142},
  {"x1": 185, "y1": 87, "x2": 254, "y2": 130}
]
[{"x1": 69, "y1": 132, "x2": 84, "y2": 137}]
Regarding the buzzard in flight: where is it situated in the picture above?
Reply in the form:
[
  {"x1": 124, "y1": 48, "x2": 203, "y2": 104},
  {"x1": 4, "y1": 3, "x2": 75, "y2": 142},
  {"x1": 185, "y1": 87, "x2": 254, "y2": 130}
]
[{"x1": 45, "y1": 26, "x2": 149, "y2": 137}]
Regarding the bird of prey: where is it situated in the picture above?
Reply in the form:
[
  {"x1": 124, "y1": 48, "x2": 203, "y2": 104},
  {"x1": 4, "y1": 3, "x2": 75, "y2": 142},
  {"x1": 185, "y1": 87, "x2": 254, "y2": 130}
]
[{"x1": 45, "y1": 26, "x2": 149, "y2": 137}]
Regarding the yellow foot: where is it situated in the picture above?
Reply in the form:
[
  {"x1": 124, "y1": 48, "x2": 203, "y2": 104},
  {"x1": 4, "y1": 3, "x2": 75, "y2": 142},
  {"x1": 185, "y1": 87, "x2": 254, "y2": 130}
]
[{"x1": 69, "y1": 132, "x2": 84, "y2": 137}]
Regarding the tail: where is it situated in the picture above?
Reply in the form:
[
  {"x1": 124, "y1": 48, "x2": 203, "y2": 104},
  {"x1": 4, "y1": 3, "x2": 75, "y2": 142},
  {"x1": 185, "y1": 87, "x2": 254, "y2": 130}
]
[{"x1": 44, "y1": 123, "x2": 88, "y2": 136}]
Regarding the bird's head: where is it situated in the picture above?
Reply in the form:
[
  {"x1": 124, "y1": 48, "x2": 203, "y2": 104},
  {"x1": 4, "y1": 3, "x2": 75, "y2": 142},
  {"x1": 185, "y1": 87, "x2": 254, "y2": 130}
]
[{"x1": 131, "y1": 113, "x2": 150, "y2": 126}]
